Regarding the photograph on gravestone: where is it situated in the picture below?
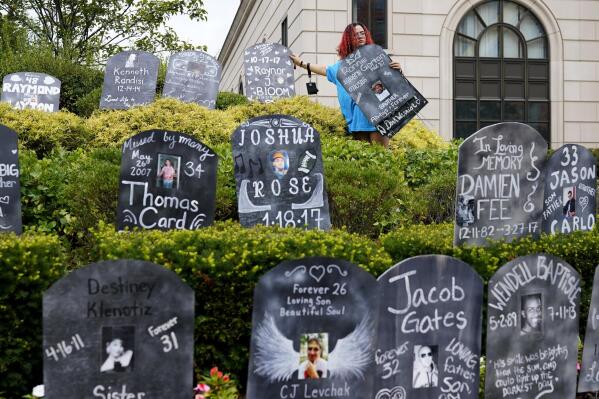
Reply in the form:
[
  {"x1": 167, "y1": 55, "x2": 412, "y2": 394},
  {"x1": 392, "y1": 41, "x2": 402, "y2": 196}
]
[
  {"x1": 374, "y1": 255, "x2": 483, "y2": 399},
  {"x1": 163, "y1": 51, "x2": 221, "y2": 109},
  {"x1": 0, "y1": 125, "x2": 22, "y2": 235},
  {"x1": 246, "y1": 257, "x2": 378, "y2": 399},
  {"x1": 485, "y1": 254, "x2": 580, "y2": 399},
  {"x1": 116, "y1": 130, "x2": 218, "y2": 231},
  {"x1": 1, "y1": 72, "x2": 61, "y2": 112},
  {"x1": 243, "y1": 42, "x2": 295, "y2": 102},
  {"x1": 100, "y1": 50, "x2": 160, "y2": 110},
  {"x1": 43, "y1": 260, "x2": 195, "y2": 399},
  {"x1": 231, "y1": 114, "x2": 331, "y2": 230},
  {"x1": 454, "y1": 122, "x2": 548, "y2": 247},
  {"x1": 542, "y1": 144, "x2": 596, "y2": 235},
  {"x1": 579, "y1": 265, "x2": 599, "y2": 393},
  {"x1": 336, "y1": 44, "x2": 427, "y2": 138}
]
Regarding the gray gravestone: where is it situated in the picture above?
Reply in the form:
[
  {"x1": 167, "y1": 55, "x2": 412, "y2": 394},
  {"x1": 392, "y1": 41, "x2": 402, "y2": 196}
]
[
  {"x1": 231, "y1": 114, "x2": 331, "y2": 230},
  {"x1": 163, "y1": 51, "x2": 221, "y2": 109},
  {"x1": 43, "y1": 259, "x2": 194, "y2": 399},
  {"x1": 485, "y1": 254, "x2": 580, "y2": 399},
  {"x1": 454, "y1": 122, "x2": 548, "y2": 246},
  {"x1": 246, "y1": 257, "x2": 378, "y2": 399},
  {"x1": 1, "y1": 72, "x2": 61, "y2": 112},
  {"x1": 542, "y1": 144, "x2": 596, "y2": 235},
  {"x1": 0, "y1": 125, "x2": 22, "y2": 234},
  {"x1": 116, "y1": 130, "x2": 218, "y2": 231},
  {"x1": 579, "y1": 265, "x2": 599, "y2": 393},
  {"x1": 374, "y1": 255, "x2": 483, "y2": 399},
  {"x1": 243, "y1": 43, "x2": 295, "y2": 102},
  {"x1": 336, "y1": 44, "x2": 427, "y2": 137},
  {"x1": 100, "y1": 51, "x2": 159, "y2": 109}
]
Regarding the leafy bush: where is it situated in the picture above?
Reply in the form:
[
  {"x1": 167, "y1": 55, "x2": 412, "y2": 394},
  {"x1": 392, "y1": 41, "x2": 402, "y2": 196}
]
[
  {"x1": 0, "y1": 104, "x2": 90, "y2": 156},
  {"x1": 89, "y1": 222, "x2": 393, "y2": 385},
  {"x1": 0, "y1": 232, "x2": 66, "y2": 398},
  {"x1": 404, "y1": 165, "x2": 456, "y2": 224},
  {"x1": 216, "y1": 92, "x2": 249, "y2": 110}
]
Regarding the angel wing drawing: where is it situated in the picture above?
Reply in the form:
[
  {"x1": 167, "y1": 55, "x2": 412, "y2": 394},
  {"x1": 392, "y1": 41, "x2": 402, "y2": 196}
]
[{"x1": 253, "y1": 313, "x2": 374, "y2": 383}]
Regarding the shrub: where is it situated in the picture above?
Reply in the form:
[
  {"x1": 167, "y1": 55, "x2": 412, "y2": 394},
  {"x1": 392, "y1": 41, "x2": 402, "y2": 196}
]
[
  {"x1": 89, "y1": 222, "x2": 393, "y2": 386},
  {"x1": 216, "y1": 92, "x2": 249, "y2": 110},
  {"x1": 0, "y1": 104, "x2": 91, "y2": 156},
  {"x1": 404, "y1": 165, "x2": 456, "y2": 224},
  {"x1": 0, "y1": 232, "x2": 66, "y2": 398},
  {"x1": 85, "y1": 98, "x2": 239, "y2": 148}
]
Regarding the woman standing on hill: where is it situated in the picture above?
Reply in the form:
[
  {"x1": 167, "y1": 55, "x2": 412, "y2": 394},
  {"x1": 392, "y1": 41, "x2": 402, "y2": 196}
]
[{"x1": 290, "y1": 23, "x2": 402, "y2": 147}]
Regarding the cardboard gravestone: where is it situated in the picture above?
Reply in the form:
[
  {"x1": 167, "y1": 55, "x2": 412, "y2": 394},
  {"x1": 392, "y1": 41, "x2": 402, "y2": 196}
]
[
  {"x1": 454, "y1": 122, "x2": 547, "y2": 246},
  {"x1": 542, "y1": 144, "x2": 596, "y2": 235},
  {"x1": 43, "y1": 260, "x2": 194, "y2": 398},
  {"x1": 244, "y1": 42, "x2": 295, "y2": 102},
  {"x1": 1, "y1": 72, "x2": 61, "y2": 112},
  {"x1": 579, "y1": 265, "x2": 599, "y2": 393},
  {"x1": 336, "y1": 44, "x2": 427, "y2": 137},
  {"x1": 373, "y1": 255, "x2": 483, "y2": 399},
  {"x1": 485, "y1": 254, "x2": 580, "y2": 399},
  {"x1": 163, "y1": 51, "x2": 221, "y2": 109},
  {"x1": 116, "y1": 130, "x2": 218, "y2": 231},
  {"x1": 231, "y1": 114, "x2": 331, "y2": 230},
  {"x1": 246, "y1": 257, "x2": 378, "y2": 399},
  {"x1": 0, "y1": 125, "x2": 22, "y2": 234},
  {"x1": 100, "y1": 50, "x2": 159, "y2": 109}
]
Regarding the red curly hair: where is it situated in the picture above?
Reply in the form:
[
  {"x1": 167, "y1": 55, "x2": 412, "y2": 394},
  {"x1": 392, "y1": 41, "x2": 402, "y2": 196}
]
[{"x1": 337, "y1": 23, "x2": 374, "y2": 59}]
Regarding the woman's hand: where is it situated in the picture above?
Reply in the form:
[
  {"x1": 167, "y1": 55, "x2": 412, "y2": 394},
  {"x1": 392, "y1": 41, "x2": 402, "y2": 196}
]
[
  {"x1": 290, "y1": 54, "x2": 303, "y2": 67},
  {"x1": 390, "y1": 61, "x2": 403, "y2": 73}
]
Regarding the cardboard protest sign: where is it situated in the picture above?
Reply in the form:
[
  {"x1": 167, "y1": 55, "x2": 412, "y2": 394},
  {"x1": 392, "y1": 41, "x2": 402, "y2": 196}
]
[
  {"x1": 336, "y1": 44, "x2": 427, "y2": 137},
  {"x1": 246, "y1": 257, "x2": 378, "y2": 399},
  {"x1": 374, "y1": 255, "x2": 483, "y2": 399},
  {"x1": 1, "y1": 72, "x2": 60, "y2": 112},
  {"x1": 579, "y1": 265, "x2": 599, "y2": 393},
  {"x1": 100, "y1": 51, "x2": 159, "y2": 109},
  {"x1": 231, "y1": 114, "x2": 331, "y2": 230},
  {"x1": 43, "y1": 260, "x2": 194, "y2": 399},
  {"x1": 244, "y1": 43, "x2": 295, "y2": 102},
  {"x1": 454, "y1": 122, "x2": 547, "y2": 246},
  {"x1": 116, "y1": 130, "x2": 218, "y2": 231},
  {"x1": 163, "y1": 51, "x2": 221, "y2": 109},
  {"x1": 542, "y1": 144, "x2": 596, "y2": 235},
  {"x1": 485, "y1": 254, "x2": 580, "y2": 399},
  {"x1": 0, "y1": 125, "x2": 21, "y2": 234}
]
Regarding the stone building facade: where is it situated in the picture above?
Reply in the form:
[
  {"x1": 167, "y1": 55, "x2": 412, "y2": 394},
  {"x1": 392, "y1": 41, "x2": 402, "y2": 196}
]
[{"x1": 218, "y1": 0, "x2": 599, "y2": 148}]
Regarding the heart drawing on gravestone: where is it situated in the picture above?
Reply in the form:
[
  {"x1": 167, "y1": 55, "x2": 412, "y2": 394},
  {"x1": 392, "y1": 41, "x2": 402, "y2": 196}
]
[
  {"x1": 0, "y1": 196, "x2": 9, "y2": 205},
  {"x1": 580, "y1": 196, "x2": 589, "y2": 212},
  {"x1": 309, "y1": 265, "x2": 325, "y2": 282},
  {"x1": 11, "y1": 149, "x2": 17, "y2": 154},
  {"x1": 375, "y1": 386, "x2": 407, "y2": 399}
]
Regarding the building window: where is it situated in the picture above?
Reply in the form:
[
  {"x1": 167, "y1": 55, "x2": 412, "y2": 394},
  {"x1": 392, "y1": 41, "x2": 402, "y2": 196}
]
[
  {"x1": 352, "y1": 0, "x2": 387, "y2": 48},
  {"x1": 453, "y1": 0, "x2": 549, "y2": 142},
  {"x1": 281, "y1": 17, "x2": 288, "y2": 47}
]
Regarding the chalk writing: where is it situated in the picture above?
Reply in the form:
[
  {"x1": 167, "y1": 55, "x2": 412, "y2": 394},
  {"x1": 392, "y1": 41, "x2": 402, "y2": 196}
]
[
  {"x1": 244, "y1": 43, "x2": 294, "y2": 103},
  {"x1": 1, "y1": 72, "x2": 61, "y2": 112}
]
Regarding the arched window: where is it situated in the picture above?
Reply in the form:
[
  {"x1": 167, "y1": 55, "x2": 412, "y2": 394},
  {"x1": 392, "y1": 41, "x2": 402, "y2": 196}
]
[{"x1": 453, "y1": 0, "x2": 549, "y2": 141}]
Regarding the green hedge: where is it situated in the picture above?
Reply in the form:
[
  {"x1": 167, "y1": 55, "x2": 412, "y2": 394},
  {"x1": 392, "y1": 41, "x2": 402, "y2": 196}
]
[
  {"x1": 0, "y1": 233, "x2": 67, "y2": 398},
  {"x1": 88, "y1": 222, "x2": 393, "y2": 387}
]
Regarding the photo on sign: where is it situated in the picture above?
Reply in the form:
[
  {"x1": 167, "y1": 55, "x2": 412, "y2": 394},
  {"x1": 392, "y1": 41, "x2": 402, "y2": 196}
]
[
  {"x1": 563, "y1": 187, "x2": 576, "y2": 217},
  {"x1": 456, "y1": 194, "x2": 476, "y2": 227},
  {"x1": 371, "y1": 80, "x2": 390, "y2": 102},
  {"x1": 270, "y1": 150, "x2": 289, "y2": 179},
  {"x1": 520, "y1": 293, "x2": 543, "y2": 335},
  {"x1": 156, "y1": 154, "x2": 181, "y2": 189},
  {"x1": 412, "y1": 345, "x2": 438, "y2": 389},
  {"x1": 298, "y1": 333, "x2": 329, "y2": 380},
  {"x1": 101, "y1": 326, "x2": 135, "y2": 373},
  {"x1": 125, "y1": 54, "x2": 137, "y2": 68}
]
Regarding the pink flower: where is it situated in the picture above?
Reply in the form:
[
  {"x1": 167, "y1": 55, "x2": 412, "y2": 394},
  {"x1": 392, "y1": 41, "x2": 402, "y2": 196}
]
[
  {"x1": 195, "y1": 395, "x2": 205, "y2": 399},
  {"x1": 223, "y1": 375, "x2": 230, "y2": 382},
  {"x1": 198, "y1": 383, "x2": 210, "y2": 392},
  {"x1": 210, "y1": 367, "x2": 219, "y2": 377}
]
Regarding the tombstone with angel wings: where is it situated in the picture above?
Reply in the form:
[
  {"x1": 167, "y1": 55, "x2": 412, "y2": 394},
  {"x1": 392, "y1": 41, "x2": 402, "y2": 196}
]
[{"x1": 246, "y1": 257, "x2": 378, "y2": 399}]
